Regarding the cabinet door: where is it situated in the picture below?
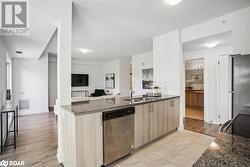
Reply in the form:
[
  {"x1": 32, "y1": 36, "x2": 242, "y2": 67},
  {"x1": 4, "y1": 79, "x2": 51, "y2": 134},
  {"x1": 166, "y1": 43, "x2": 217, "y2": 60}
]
[
  {"x1": 150, "y1": 102, "x2": 158, "y2": 141},
  {"x1": 158, "y1": 101, "x2": 165, "y2": 137},
  {"x1": 167, "y1": 99, "x2": 175, "y2": 132},
  {"x1": 173, "y1": 98, "x2": 180, "y2": 129},
  {"x1": 185, "y1": 91, "x2": 190, "y2": 106},
  {"x1": 197, "y1": 93, "x2": 204, "y2": 107},
  {"x1": 191, "y1": 93, "x2": 197, "y2": 106},
  {"x1": 163, "y1": 100, "x2": 168, "y2": 134},
  {"x1": 150, "y1": 101, "x2": 165, "y2": 141},
  {"x1": 134, "y1": 104, "x2": 151, "y2": 149}
]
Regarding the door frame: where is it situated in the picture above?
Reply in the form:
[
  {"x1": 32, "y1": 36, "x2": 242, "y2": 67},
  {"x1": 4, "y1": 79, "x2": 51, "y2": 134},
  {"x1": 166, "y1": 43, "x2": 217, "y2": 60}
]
[
  {"x1": 184, "y1": 58, "x2": 205, "y2": 120},
  {"x1": 216, "y1": 54, "x2": 232, "y2": 124}
]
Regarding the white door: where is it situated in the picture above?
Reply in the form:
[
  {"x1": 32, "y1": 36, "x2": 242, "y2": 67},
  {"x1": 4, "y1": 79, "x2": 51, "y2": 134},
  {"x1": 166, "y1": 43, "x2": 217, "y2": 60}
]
[{"x1": 217, "y1": 55, "x2": 232, "y2": 124}]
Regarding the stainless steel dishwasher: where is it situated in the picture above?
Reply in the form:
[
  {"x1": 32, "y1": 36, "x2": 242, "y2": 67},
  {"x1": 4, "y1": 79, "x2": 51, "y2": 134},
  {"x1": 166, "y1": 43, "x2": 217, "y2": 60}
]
[{"x1": 103, "y1": 107, "x2": 135, "y2": 166}]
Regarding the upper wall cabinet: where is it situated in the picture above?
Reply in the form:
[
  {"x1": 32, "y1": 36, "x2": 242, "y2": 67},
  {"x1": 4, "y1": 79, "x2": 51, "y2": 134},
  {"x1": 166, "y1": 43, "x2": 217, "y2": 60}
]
[{"x1": 153, "y1": 30, "x2": 181, "y2": 96}]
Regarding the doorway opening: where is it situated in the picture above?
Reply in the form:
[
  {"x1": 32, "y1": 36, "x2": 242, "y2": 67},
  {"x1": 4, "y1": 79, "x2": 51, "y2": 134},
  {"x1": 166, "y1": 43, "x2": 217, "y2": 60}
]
[
  {"x1": 182, "y1": 31, "x2": 233, "y2": 137},
  {"x1": 185, "y1": 59, "x2": 204, "y2": 121}
]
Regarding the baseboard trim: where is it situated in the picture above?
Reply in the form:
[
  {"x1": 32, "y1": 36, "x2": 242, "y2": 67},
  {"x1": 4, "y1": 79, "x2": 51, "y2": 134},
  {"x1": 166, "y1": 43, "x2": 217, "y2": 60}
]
[
  {"x1": 19, "y1": 109, "x2": 49, "y2": 116},
  {"x1": 178, "y1": 125, "x2": 184, "y2": 131},
  {"x1": 57, "y1": 149, "x2": 63, "y2": 164}
]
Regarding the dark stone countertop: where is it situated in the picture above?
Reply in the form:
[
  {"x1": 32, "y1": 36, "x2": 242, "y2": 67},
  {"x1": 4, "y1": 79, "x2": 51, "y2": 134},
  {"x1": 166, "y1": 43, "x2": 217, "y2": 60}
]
[
  {"x1": 193, "y1": 133, "x2": 250, "y2": 167},
  {"x1": 62, "y1": 95, "x2": 179, "y2": 116}
]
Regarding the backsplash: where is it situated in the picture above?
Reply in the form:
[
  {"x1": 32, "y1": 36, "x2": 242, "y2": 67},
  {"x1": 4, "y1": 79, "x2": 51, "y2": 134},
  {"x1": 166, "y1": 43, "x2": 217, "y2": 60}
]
[
  {"x1": 191, "y1": 84, "x2": 204, "y2": 90},
  {"x1": 186, "y1": 69, "x2": 204, "y2": 90}
]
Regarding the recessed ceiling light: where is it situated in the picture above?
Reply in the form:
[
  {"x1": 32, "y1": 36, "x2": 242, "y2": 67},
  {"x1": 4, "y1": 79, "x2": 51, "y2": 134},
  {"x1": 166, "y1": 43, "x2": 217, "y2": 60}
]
[
  {"x1": 163, "y1": 0, "x2": 183, "y2": 6},
  {"x1": 80, "y1": 48, "x2": 92, "y2": 54},
  {"x1": 203, "y1": 41, "x2": 221, "y2": 48}
]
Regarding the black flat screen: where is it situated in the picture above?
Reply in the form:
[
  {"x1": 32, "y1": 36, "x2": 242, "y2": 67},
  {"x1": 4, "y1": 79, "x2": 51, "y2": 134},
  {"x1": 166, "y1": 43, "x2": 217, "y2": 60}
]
[{"x1": 72, "y1": 74, "x2": 89, "y2": 87}]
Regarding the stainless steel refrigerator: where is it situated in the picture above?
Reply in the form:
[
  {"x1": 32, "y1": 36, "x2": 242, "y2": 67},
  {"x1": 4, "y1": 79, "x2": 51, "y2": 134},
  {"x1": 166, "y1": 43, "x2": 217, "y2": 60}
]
[{"x1": 231, "y1": 54, "x2": 250, "y2": 118}]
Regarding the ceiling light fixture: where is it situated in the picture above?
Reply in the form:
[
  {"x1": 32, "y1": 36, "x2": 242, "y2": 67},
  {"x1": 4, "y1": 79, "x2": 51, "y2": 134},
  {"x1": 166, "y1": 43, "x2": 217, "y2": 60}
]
[
  {"x1": 203, "y1": 41, "x2": 221, "y2": 48},
  {"x1": 80, "y1": 48, "x2": 92, "y2": 54},
  {"x1": 163, "y1": 0, "x2": 183, "y2": 6}
]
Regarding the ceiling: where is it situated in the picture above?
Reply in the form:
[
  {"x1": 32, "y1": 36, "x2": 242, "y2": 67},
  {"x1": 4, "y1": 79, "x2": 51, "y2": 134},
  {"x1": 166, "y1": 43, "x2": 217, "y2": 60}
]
[
  {"x1": 183, "y1": 31, "x2": 233, "y2": 52},
  {"x1": 3, "y1": 0, "x2": 61, "y2": 59},
  {"x1": 3, "y1": 0, "x2": 250, "y2": 60}
]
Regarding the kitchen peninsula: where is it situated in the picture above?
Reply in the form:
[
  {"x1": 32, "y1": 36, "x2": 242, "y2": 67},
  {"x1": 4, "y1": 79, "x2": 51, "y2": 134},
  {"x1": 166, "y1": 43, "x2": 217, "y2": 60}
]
[{"x1": 61, "y1": 95, "x2": 180, "y2": 167}]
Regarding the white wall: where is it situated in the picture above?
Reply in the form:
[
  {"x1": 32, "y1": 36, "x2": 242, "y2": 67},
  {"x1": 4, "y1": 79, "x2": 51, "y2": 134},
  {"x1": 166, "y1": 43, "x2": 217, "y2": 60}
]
[
  {"x1": 48, "y1": 56, "x2": 105, "y2": 104},
  {"x1": 102, "y1": 58, "x2": 131, "y2": 96},
  {"x1": 48, "y1": 57, "x2": 130, "y2": 102},
  {"x1": 102, "y1": 59, "x2": 120, "y2": 95},
  {"x1": 119, "y1": 57, "x2": 131, "y2": 97},
  {"x1": 0, "y1": 37, "x2": 8, "y2": 146},
  {"x1": 132, "y1": 51, "x2": 153, "y2": 95},
  {"x1": 71, "y1": 59, "x2": 104, "y2": 95},
  {"x1": 0, "y1": 37, "x2": 7, "y2": 109},
  {"x1": 180, "y1": 7, "x2": 250, "y2": 124},
  {"x1": 153, "y1": 31, "x2": 182, "y2": 96},
  {"x1": 184, "y1": 45, "x2": 233, "y2": 124},
  {"x1": 153, "y1": 30, "x2": 184, "y2": 130},
  {"x1": 48, "y1": 55, "x2": 57, "y2": 107},
  {"x1": 232, "y1": 7, "x2": 250, "y2": 54},
  {"x1": 182, "y1": 7, "x2": 250, "y2": 55},
  {"x1": 13, "y1": 55, "x2": 49, "y2": 115},
  {"x1": 47, "y1": 56, "x2": 131, "y2": 107}
]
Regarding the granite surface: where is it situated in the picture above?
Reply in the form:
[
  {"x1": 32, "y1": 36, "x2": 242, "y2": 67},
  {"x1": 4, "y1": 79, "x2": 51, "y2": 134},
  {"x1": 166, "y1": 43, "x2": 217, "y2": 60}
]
[
  {"x1": 193, "y1": 133, "x2": 250, "y2": 167},
  {"x1": 62, "y1": 95, "x2": 179, "y2": 116}
]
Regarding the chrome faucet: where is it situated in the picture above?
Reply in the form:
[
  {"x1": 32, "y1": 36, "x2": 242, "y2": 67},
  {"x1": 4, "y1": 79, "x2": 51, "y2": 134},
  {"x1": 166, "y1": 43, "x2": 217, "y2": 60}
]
[{"x1": 130, "y1": 90, "x2": 135, "y2": 100}]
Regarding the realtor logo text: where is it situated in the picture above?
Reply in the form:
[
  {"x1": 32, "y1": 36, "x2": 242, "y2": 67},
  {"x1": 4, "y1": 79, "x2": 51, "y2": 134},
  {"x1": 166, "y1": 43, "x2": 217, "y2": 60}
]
[{"x1": 0, "y1": 0, "x2": 29, "y2": 35}]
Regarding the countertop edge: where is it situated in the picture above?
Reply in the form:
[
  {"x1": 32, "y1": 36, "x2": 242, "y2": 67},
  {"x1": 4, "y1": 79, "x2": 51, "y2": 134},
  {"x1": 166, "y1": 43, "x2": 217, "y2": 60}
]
[{"x1": 62, "y1": 95, "x2": 180, "y2": 116}]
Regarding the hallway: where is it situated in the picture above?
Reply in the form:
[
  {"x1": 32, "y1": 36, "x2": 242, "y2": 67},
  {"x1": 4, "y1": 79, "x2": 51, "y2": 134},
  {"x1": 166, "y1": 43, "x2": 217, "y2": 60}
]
[{"x1": 0, "y1": 112, "x2": 59, "y2": 167}]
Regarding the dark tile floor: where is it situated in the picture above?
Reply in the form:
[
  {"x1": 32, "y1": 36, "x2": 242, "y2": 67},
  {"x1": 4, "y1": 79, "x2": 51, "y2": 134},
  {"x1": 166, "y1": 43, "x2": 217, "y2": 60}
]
[{"x1": 184, "y1": 117, "x2": 221, "y2": 137}]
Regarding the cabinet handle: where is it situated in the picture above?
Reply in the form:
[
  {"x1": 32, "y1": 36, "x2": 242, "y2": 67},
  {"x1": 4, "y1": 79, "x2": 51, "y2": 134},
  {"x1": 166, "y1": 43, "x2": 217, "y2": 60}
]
[{"x1": 170, "y1": 101, "x2": 174, "y2": 107}]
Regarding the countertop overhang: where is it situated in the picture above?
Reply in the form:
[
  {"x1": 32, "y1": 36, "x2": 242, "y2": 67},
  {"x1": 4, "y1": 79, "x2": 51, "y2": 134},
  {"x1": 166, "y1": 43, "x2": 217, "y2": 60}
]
[{"x1": 62, "y1": 95, "x2": 179, "y2": 116}]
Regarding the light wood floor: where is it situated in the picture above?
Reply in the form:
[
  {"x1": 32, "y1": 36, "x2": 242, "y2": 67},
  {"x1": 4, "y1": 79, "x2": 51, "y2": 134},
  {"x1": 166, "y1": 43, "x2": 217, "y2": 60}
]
[
  {"x1": 184, "y1": 118, "x2": 220, "y2": 137},
  {"x1": 0, "y1": 112, "x2": 60, "y2": 167},
  {"x1": 0, "y1": 112, "x2": 217, "y2": 167},
  {"x1": 185, "y1": 106, "x2": 204, "y2": 120}
]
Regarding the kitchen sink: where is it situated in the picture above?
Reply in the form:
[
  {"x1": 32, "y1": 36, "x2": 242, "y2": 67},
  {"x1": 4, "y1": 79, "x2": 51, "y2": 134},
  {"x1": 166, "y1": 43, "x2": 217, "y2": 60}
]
[
  {"x1": 123, "y1": 97, "x2": 145, "y2": 102},
  {"x1": 123, "y1": 97, "x2": 153, "y2": 102}
]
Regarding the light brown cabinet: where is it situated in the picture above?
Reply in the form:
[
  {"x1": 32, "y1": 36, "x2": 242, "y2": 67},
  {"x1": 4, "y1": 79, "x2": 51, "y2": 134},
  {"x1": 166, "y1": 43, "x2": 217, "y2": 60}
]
[
  {"x1": 197, "y1": 93, "x2": 204, "y2": 107},
  {"x1": 134, "y1": 104, "x2": 151, "y2": 149},
  {"x1": 185, "y1": 91, "x2": 204, "y2": 107},
  {"x1": 134, "y1": 98, "x2": 179, "y2": 149},
  {"x1": 151, "y1": 101, "x2": 165, "y2": 141}
]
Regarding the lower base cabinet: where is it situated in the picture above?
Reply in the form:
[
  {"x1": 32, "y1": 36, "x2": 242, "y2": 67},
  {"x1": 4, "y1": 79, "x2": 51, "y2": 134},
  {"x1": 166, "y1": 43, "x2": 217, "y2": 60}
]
[
  {"x1": 134, "y1": 98, "x2": 179, "y2": 149},
  {"x1": 134, "y1": 104, "x2": 151, "y2": 148}
]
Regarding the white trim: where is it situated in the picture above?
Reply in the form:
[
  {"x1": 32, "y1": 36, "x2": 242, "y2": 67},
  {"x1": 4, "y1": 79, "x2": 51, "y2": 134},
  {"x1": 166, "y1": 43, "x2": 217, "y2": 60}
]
[
  {"x1": 19, "y1": 109, "x2": 49, "y2": 115},
  {"x1": 178, "y1": 125, "x2": 184, "y2": 131},
  {"x1": 216, "y1": 54, "x2": 232, "y2": 124},
  {"x1": 57, "y1": 150, "x2": 63, "y2": 164}
]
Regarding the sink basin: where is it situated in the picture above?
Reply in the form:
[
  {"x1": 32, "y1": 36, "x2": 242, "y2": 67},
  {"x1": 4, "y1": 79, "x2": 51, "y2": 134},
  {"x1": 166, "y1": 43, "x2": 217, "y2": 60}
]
[{"x1": 123, "y1": 98, "x2": 144, "y2": 102}]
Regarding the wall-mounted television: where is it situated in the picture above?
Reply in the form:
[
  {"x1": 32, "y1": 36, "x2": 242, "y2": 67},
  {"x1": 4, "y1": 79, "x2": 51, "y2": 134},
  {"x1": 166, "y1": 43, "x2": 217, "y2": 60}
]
[{"x1": 72, "y1": 74, "x2": 89, "y2": 87}]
